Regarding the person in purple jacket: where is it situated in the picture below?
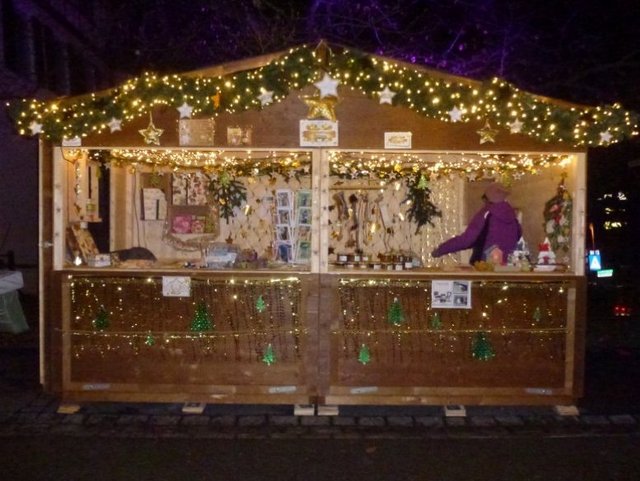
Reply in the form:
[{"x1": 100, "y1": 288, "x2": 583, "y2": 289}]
[{"x1": 431, "y1": 182, "x2": 521, "y2": 265}]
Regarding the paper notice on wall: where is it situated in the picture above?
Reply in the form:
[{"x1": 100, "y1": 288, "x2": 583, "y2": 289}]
[
  {"x1": 162, "y1": 276, "x2": 191, "y2": 297},
  {"x1": 431, "y1": 280, "x2": 472, "y2": 309}
]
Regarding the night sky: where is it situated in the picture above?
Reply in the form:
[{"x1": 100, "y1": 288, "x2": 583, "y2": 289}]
[{"x1": 103, "y1": 0, "x2": 640, "y2": 110}]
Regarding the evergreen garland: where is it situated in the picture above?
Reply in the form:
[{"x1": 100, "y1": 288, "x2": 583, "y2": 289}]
[{"x1": 8, "y1": 44, "x2": 637, "y2": 146}]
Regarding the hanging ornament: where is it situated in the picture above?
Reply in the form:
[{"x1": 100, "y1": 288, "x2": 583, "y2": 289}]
[
  {"x1": 429, "y1": 312, "x2": 442, "y2": 329},
  {"x1": 262, "y1": 343, "x2": 276, "y2": 365},
  {"x1": 190, "y1": 301, "x2": 214, "y2": 332},
  {"x1": 387, "y1": 297, "x2": 405, "y2": 326},
  {"x1": 302, "y1": 95, "x2": 338, "y2": 121},
  {"x1": 258, "y1": 90, "x2": 274, "y2": 107},
  {"x1": 313, "y1": 72, "x2": 340, "y2": 98},
  {"x1": 448, "y1": 106, "x2": 463, "y2": 122},
  {"x1": 472, "y1": 332, "x2": 495, "y2": 361},
  {"x1": 508, "y1": 119, "x2": 523, "y2": 134},
  {"x1": 211, "y1": 92, "x2": 221, "y2": 109},
  {"x1": 29, "y1": 121, "x2": 43, "y2": 135},
  {"x1": 138, "y1": 113, "x2": 164, "y2": 145},
  {"x1": 378, "y1": 86, "x2": 396, "y2": 105},
  {"x1": 358, "y1": 344, "x2": 371, "y2": 365},
  {"x1": 599, "y1": 131, "x2": 613, "y2": 144},
  {"x1": 108, "y1": 117, "x2": 122, "y2": 133},
  {"x1": 92, "y1": 305, "x2": 110, "y2": 331},
  {"x1": 144, "y1": 333, "x2": 155, "y2": 346},
  {"x1": 477, "y1": 120, "x2": 498, "y2": 144},
  {"x1": 416, "y1": 173, "x2": 428, "y2": 190},
  {"x1": 256, "y1": 295, "x2": 266, "y2": 313},
  {"x1": 177, "y1": 102, "x2": 194, "y2": 119}
]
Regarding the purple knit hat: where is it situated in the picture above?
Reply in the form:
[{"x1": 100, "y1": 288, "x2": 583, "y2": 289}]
[{"x1": 484, "y1": 182, "x2": 510, "y2": 203}]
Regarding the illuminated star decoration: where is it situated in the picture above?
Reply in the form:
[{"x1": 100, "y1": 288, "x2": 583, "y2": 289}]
[
  {"x1": 138, "y1": 114, "x2": 164, "y2": 145},
  {"x1": 177, "y1": 102, "x2": 194, "y2": 119},
  {"x1": 303, "y1": 96, "x2": 337, "y2": 121},
  {"x1": 108, "y1": 117, "x2": 122, "y2": 133},
  {"x1": 378, "y1": 86, "x2": 396, "y2": 105},
  {"x1": 258, "y1": 90, "x2": 274, "y2": 107},
  {"x1": 29, "y1": 121, "x2": 43, "y2": 135},
  {"x1": 314, "y1": 72, "x2": 340, "y2": 98},
  {"x1": 477, "y1": 120, "x2": 498, "y2": 144},
  {"x1": 508, "y1": 119, "x2": 523, "y2": 134},
  {"x1": 599, "y1": 130, "x2": 613, "y2": 144},
  {"x1": 448, "y1": 106, "x2": 463, "y2": 122}
]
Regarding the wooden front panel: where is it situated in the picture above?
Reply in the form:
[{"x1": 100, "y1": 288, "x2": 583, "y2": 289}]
[
  {"x1": 325, "y1": 276, "x2": 581, "y2": 405},
  {"x1": 61, "y1": 273, "x2": 316, "y2": 404}
]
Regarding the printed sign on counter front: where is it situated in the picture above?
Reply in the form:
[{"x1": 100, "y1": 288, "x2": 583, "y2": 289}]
[
  {"x1": 431, "y1": 280, "x2": 472, "y2": 309},
  {"x1": 162, "y1": 276, "x2": 191, "y2": 297}
]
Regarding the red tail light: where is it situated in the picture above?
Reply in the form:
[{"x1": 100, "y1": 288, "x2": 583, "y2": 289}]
[{"x1": 613, "y1": 304, "x2": 632, "y2": 317}]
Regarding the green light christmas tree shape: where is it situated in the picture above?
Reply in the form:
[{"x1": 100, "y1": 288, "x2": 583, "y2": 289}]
[
  {"x1": 358, "y1": 344, "x2": 371, "y2": 365},
  {"x1": 256, "y1": 295, "x2": 266, "y2": 313},
  {"x1": 429, "y1": 311, "x2": 442, "y2": 329},
  {"x1": 387, "y1": 297, "x2": 405, "y2": 326},
  {"x1": 92, "y1": 305, "x2": 109, "y2": 331},
  {"x1": 262, "y1": 343, "x2": 276, "y2": 365},
  {"x1": 190, "y1": 302, "x2": 214, "y2": 332},
  {"x1": 472, "y1": 331, "x2": 495, "y2": 361},
  {"x1": 144, "y1": 333, "x2": 155, "y2": 346},
  {"x1": 533, "y1": 306, "x2": 542, "y2": 323}
]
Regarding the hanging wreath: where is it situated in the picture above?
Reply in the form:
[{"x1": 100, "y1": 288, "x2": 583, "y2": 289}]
[
  {"x1": 208, "y1": 171, "x2": 247, "y2": 222},
  {"x1": 404, "y1": 173, "x2": 442, "y2": 233},
  {"x1": 543, "y1": 173, "x2": 573, "y2": 253}
]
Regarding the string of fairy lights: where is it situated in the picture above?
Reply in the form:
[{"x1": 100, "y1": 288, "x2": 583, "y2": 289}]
[
  {"x1": 328, "y1": 151, "x2": 574, "y2": 181},
  {"x1": 334, "y1": 278, "x2": 569, "y2": 363},
  {"x1": 67, "y1": 275, "x2": 305, "y2": 362},
  {"x1": 7, "y1": 43, "x2": 638, "y2": 146}
]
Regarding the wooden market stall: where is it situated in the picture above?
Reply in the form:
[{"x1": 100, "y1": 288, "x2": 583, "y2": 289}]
[{"x1": 12, "y1": 43, "x2": 638, "y2": 409}]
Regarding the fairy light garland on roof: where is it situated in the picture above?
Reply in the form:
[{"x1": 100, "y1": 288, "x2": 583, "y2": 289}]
[
  {"x1": 329, "y1": 151, "x2": 574, "y2": 181},
  {"x1": 7, "y1": 44, "x2": 638, "y2": 147}
]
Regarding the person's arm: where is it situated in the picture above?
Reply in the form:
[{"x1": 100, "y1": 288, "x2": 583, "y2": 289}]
[{"x1": 432, "y1": 208, "x2": 488, "y2": 257}]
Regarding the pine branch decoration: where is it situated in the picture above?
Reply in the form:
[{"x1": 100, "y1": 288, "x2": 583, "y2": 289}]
[
  {"x1": 404, "y1": 173, "x2": 442, "y2": 233},
  {"x1": 208, "y1": 171, "x2": 247, "y2": 222}
]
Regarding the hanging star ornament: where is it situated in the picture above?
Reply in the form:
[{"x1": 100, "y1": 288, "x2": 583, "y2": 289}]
[
  {"x1": 508, "y1": 119, "x2": 523, "y2": 134},
  {"x1": 108, "y1": 117, "x2": 122, "y2": 133},
  {"x1": 138, "y1": 114, "x2": 164, "y2": 145},
  {"x1": 599, "y1": 130, "x2": 613, "y2": 144},
  {"x1": 29, "y1": 121, "x2": 43, "y2": 135},
  {"x1": 302, "y1": 95, "x2": 338, "y2": 121},
  {"x1": 314, "y1": 72, "x2": 340, "y2": 98},
  {"x1": 448, "y1": 106, "x2": 463, "y2": 122},
  {"x1": 378, "y1": 86, "x2": 396, "y2": 105},
  {"x1": 177, "y1": 102, "x2": 194, "y2": 119},
  {"x1": 477, "y1": 120, "x2": 498, "y2": 144},
  {"x1": 258, "y1": 90, "x2": 274, "y2": 107}
]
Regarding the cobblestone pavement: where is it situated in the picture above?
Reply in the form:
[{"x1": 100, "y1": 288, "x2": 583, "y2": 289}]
[
  {"x1": 1, "y1": 385, "x2": 640, "y2": 440},
  {"x1": 2, "y1": 347, "x2": 640, "y2": 441}
]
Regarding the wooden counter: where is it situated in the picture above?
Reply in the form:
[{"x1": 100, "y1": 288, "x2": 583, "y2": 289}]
[{"x1": 53, "y1": 268, "x2": 585, "y2": 406}]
